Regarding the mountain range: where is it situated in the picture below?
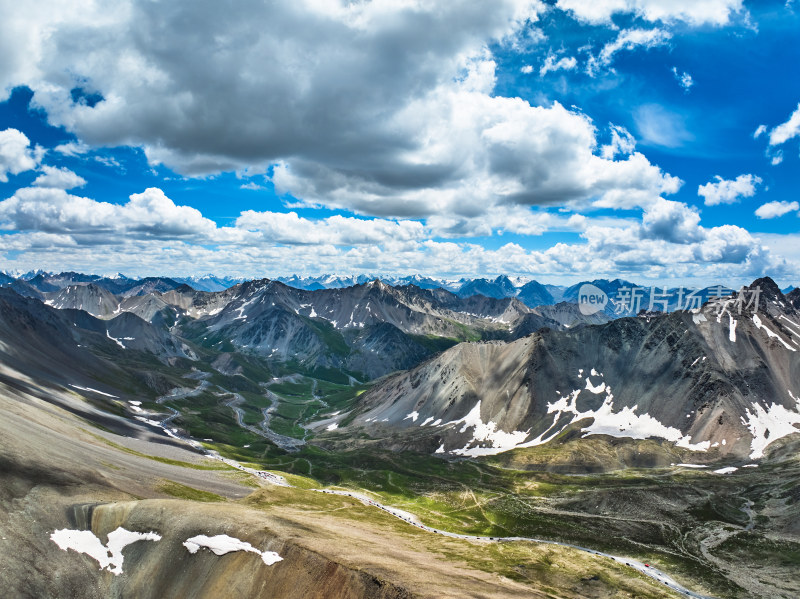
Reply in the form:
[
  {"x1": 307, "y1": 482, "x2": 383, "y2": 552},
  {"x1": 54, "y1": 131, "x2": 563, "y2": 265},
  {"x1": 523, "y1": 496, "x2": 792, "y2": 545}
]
[
  {"x1": 6, "y1": 270, "x2": 784, "y2": 317},
  {"x1": 0, "y1": 269, "x2": 798, "y2": 465}
]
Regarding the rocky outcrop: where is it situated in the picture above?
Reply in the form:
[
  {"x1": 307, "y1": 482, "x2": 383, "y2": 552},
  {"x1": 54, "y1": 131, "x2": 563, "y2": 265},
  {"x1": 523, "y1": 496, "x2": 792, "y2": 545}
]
[{"x1": 787, "y1": 287, "x2": 800, "y2": 310}]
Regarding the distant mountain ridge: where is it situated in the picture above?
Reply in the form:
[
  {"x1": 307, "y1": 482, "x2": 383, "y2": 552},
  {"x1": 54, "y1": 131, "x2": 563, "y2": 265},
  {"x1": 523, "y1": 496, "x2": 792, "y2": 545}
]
[
  {"x1": 163, "y1": 279, "x2": 540, "y2": 379},
  {"x1": 0, "y1": 274, "x2": 595, "y2": 382},
  {"x1": 8, "y1": 270, "x2": 792, "y2": 314}
]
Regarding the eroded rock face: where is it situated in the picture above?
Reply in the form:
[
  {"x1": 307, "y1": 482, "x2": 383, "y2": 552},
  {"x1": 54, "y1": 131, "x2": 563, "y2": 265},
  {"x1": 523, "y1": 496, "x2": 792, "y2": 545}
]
[
  {"x1": 72, "y1": 501, "x2": 414, "y2": 599},
  {"x1": 0, "y1": 382, "x2": 522, "y2": 599},
  {"x1": 20, "y1": 496, "x2": 415, "y2": 599}
]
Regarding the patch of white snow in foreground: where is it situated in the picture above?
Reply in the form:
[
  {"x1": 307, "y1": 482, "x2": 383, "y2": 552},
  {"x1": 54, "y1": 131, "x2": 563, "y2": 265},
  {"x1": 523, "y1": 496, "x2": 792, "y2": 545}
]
[
  {"x1": 50, "y1": 527, "x2": 161, "y2": 575},
  {"x1": 326, "y1": 423, "x2": 338, "y2": 431},
  {"x1": 713, "y1": 467, "x2": 738, "y2": 474},
  {"x1": 182, "y1": 534, "x2": 282, "y2": 566}
]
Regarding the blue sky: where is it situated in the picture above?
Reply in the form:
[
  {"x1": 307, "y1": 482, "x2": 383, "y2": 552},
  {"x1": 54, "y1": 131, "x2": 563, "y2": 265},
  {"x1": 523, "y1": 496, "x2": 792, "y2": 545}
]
[{"x1": 0, "y1": 0, "x2": 799, "y2": 285}]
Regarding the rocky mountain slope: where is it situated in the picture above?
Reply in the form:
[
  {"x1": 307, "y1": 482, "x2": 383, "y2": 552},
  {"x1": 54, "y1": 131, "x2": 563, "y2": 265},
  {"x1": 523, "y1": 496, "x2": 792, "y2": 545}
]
[
  {"x1": 0, "y1": 289, "x2": 192, "y2": 388},
  {"x1": 45, "y1": 283, "x2": 121, "y2": 317},
  {"x1": 516, "y1": 280, "x2": 555, "y2": 307},
  {"x1": 789, "y1": 287, "x2": 800, "y2": 309},
  {"x1": 531, "y1": 302, "x2": 611, "y2": 328},
  {"x1": 167, "y1": 279, "x2": 536, "y2": 378},
  {"x1": 456, "y1": 275, "x2": 518, "y2": 299},
  {"x1": 327, "y1": 278, "x2": 800, "y2": 464}
]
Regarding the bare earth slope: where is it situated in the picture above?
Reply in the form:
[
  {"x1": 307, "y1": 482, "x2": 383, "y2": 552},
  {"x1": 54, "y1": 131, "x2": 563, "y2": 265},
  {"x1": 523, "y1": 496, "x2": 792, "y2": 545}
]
[{"x1": 0, "y1": 366, "x2": 686, "y2": 599}]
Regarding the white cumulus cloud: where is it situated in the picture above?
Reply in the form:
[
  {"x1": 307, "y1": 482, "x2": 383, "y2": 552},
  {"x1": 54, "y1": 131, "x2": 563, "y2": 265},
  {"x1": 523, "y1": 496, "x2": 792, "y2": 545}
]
[
  {"x1": 698, "y1": 174, "x2": 762, "y2": 206},
  {"x1": 540, "y1": 52, "x2": 578, "y2": 76},
  {"x1": 755, "y1": 200, "x2": 799, "y2": 219},
  {"x1": 235, "y1": 211, "x2": 426, "y2": 246},
  {"x1": 768, "y1": 103, "x2": 800, "y2": 147},
  {"x1": 641, "y1": 199, "x2": 703, "y2": 243},
  {"x1": 600, "y1": 125, "x2": 637, "y2": 160},
  {"x1": 32, "y1": 165, "x2": 87, "y2": 190},
  {"x1": 0, "y1": 186, "x2": 215, "y2": 238},
  {"x1": 274, "y1": 88, "x2": 681, "y2": 217},
  {"x1": 0, "y1": 128, "x2": 43, "y2": 182},
  {"x1": 556, "y1": 0, "x2": 746, "y2": 26},
  {"x1": 53, "y1": 141, "x2": 90, "y2": 156}
]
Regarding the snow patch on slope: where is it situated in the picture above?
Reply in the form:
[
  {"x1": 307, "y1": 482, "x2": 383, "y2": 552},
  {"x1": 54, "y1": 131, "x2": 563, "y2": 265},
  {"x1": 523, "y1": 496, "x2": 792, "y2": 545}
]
[
  {"x1": 752, "y1": 314, "x2": 796, "y2": 351},
  {"x1": 546, "y1": 382, "x2": 710, "y2": 451},
  {"x1": 106, "y1": 330, "x2": 127, "y2": 349},
  {"x1": 50, "y1": 527, "x2": 161, "y2": 575},
  {"x1": 742, "y1": 394, "x2": 800, "y2": 459},
  {"x1": 182, "y1": 534, "x2": 283, "y2": 566},
  {"x1": 403, "y1": 411, "x2": 419, "y2": 422},
  {"x1": 437, "y1": 370, "x2": 710, "y2": 457},
  {"x1": 69, "y1": 384, "x2": 117, "y2": 398},
  {"x1": 449, "y1": 401, "x2": 530, "y2": 457},
  {"x1": 713, "y1": 467, "x2": 738, "y2": 474},
  {"x1": 585, "y1": 377, "x2": 606, "y2": 394}
]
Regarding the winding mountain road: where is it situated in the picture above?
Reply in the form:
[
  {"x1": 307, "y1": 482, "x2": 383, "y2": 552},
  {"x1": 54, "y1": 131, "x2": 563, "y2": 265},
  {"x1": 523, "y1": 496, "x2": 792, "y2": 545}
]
[
  {"x1": 315, "y1": 488, "x2": 716, "y2": 599},
  {"x1": 223, "y1": 391, "x2": 305, "y2": 452},
  {"x1": 139, "y1": 384, "x2": 716, "y2": 599}
]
